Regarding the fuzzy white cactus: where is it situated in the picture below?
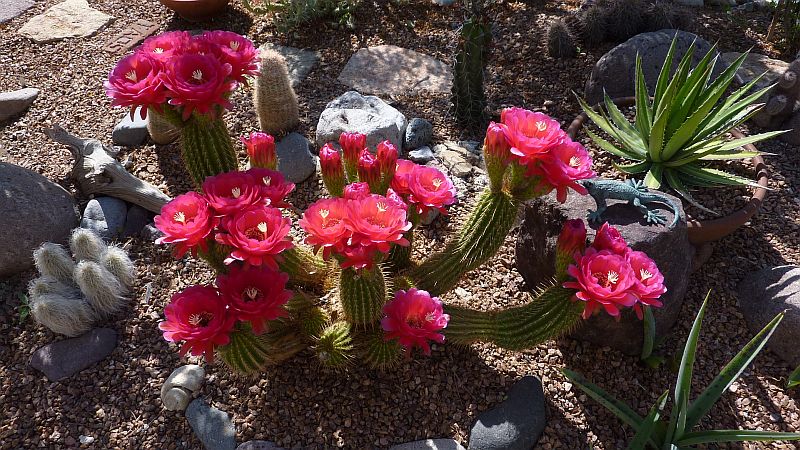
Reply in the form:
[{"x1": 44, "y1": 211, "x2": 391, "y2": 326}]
[
  {"x1": 101, "y1": 245, "x2": 135, "y2": 290},
  {"x1": 74, "y1": 261, "x2": 127, "y2": 316},
  {"x1": 70, "y1": 228, "x2": 106, "y2": 262},
  {"x1": 29, "y1": 292, "x2": 96, "y2": 337},
  {"x1": 33, "y1": 243, "x2": 76, "y2": 285}
]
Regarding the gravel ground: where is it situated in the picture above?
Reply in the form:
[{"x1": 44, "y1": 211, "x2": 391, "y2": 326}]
[{"x1": 1, "y1": 1, "x2": 800, "y2": 449}]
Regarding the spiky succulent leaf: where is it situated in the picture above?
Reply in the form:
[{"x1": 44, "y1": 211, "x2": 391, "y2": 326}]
[{"x1": 627, "y1": 390, "x2": 669, "y2": 450}]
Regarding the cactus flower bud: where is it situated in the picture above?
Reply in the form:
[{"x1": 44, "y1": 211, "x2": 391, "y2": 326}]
[
  {"x1": 339, "y1": 132, "x2": 367, "y2": 181},
  {"x1": 555, "y1": 218, "x2": 586, "y2": 271},
  {"x1": 593, "y1": 222, "x2": 629, "y2": 255},
  {"x1": 319, "y1": 143, "x2": 345, "y2": 197},
  {"x1": 484, "y1": 122, "x2": 512, "y2": 192},
  {"x1": 376, "y1": 140, "x2": 399, "y2": 183},
  {"x1": 242, "y1": 132, "x2": 277, "y2": 170},
  {"x1": 357, "y1": 149, "x2": 381, "y2": 192}
]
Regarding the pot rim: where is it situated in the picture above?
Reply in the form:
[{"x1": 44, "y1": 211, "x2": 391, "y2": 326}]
[{"x1": 566, "y1": 96, "x2": 769, "y2": 245}]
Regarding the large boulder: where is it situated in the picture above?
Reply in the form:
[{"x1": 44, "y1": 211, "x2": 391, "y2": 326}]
[
  {"x1": 737, "y1": 266, "x2": 800, "y2": 367},
  {"x1": 516, "y1": 189, "x2": 694, "y2": 355},
  {"x1": 29, "y1": 328, "x2": 118, "y2": 381},
  {"x1": 585, "y1": 30, "x2": 727, "y2": 105},
  {"x1": 315, "y1": 91, "x2": 408, "y2": 151},
  {"x1": 0, "y1": 163, "x2": 80, "y2": 278},
  {"x1": 468, "y1": 376, "x2": 547, "y2": 450}
]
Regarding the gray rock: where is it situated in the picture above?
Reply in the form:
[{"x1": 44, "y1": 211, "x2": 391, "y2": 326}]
[
  {"x1": 706, "y1": 0, "x2": 736, "y2": 5},
  {"x1": 390, "y1": 439, "x2": 466, "y2": 450},
  {"x1": 0, "y1": 0, "x2": 34, "y2": 24},
  {"x1": 123, "y1": 205, "x2": 151, "y2": 238},
  {"x1": 738, "y1": 265, "x2": 800, "y2": 366},
  {"x1": 162, "y1": 364, "x2": 205, "y2": 394},
  {"x1": 259, "y1": 43, "x2": 320, "y2": 88},
  {"x1": 29, "y1": 328, "x2": 118, "y2": 381},
  {"x1": 276, "y1": 132, "x2": 317, "y2": 184},
  {"x1": 0, "y1": 162, "x2": 79, "y2": 278},
  {"x1": 434, "y1": 143, "x2": 476, "y2": 179},
  {"x1": 721, "y1": 52, "x2": 789, "y2": 91},
  {"x1": 585, "y1": 30, "x2": 727, "y2": 105},
  {"x1": 162, "y1": 386, "x2": 192, "y2": 412},
  {"x1": 0, "y1": 87, "x2": 39, "y2": 122},
  {"x1": 112, "y1": 108, "x2": 148, "y2": 146},
  {"x1": 237, "y1": 441, "x2": 285, "y2": 450},
  {"x1": 405, "y1": 118, "x2": 434, "y2": 150},
  {"x1": 337, "y1": 45, "x2": 453, "y2": 96},
  {"x1": 515, "y1": 189, "x2": 694, "y2": 356},
  {"x1": 468, "y1": 376, "x2": 547, "y2": 450},
  {"x1": 409, "y1": 146, "x2": 435, "y2": 164},
  {"x1": 140, "y1": 223, "x2": 163, "y2": 241},
  {"x1": 674, "y1": 0, "x2": 703, "y2": 6},
  {"x1": 316, "y1": 91, "x2": 408, "y2": 151},
  {"x1": 80, "y1": 197, "x2": 128, "y2": 240},
  {"x1": 186, "y1": 398, "x2": 236, "y2": 450},
  {"x1": 18, "y1": 0, "x2": 113, "y2": 43}
]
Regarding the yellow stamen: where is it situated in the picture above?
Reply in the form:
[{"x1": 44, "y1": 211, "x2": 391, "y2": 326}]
[
  {"x1": 188, "y1": 312, "x2": 213, "y2": 327},
  {"x1": 319, "y1": 209, "x2": 330, "y2": 219},
  {"x1": 257, "y1": 222, "x2": 268, "y2": 234},
  {"x1": 569, "y1": 156, "x2": 582, "y2": 168},
  {"x1": 536, "y1": 121, "x2": 548, "y2": 132},
  {"x1": 229, "y1": 40, "x2": 240, "y2": 51},
  {"x1": 376, "y1": 202, "x2": 388, "y2": 213},
  {"x1": 173, "y1": 211, "x2": 186, "y2": 223},
  {"x1": 640, "y1": 269, "x2": 653, "y2": 281},
  {"x1": 607, "y1": 271, "x2": 619, "y2": 285},
  {"x1": 192, "y1": 69, "x2": 203, "y2": 81},
  {"x1": 231, "y1": 187, "x2": 242, "y2": 198},
  {"x1": 125, "y1": 70, "x2": 137, "y2": 82},
  {"x1": 244, "y1": 287, "x2": 260, "y2": 301},
  {"x1": 432, "y1": 178, "x2": 443, "y2": 189},
  {"x1": 263, "y1": 176, "x2": 272, "y2": 186}
]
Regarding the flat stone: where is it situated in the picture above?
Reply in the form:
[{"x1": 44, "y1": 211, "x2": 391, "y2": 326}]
[
  {"x1": 0, "y1": 0, "x2": 34, "y2": 24},
  {"x1": 259, "y1": 43, "x2": 320, "y2": 87},
  {"x1": 0, "y1": 162, "x2": 79, "y2": 278},
  {"x1": 80, "y1": 197, "x2": 128, "y2": 241},
  {"x1": 112, "y1": 107, "x2": 148, "y2": 146},
  {"x1": 390, "y1": 439, "x2": 466, "y2": 450},
  {"x1": 29, "y1": 328, "x2": 118, "y2": 381},
  {"x1": 437, "y1": 149, "x2": 472, "y2": 178},
  {"x1": 738, "y1": 265, "x2": 800, "y2": 366},
  {"x1": 19, "y1": 0, "x2": 113, "y2": 43},
  {"x1": 237, "y1": 441, "x2": 285, "y2": 450},
  {"x1": 0, "y1": 88, "x2": 39, "y2": 122},
  {"x1": 316, "y1": 91, "x2": 408, "y2": 151},
  {"x1": 468, "y1": 376, "x2": 547, "y2": 450},
  {"x1": 103, "y1": 18, "x2": 159, "y2": 54},
  {"x1": 276, "y1": 132, "x2": 317, "y2": 183},
  {"x1": 722, "y1": 52, "x2": 790, "y2": 91},
  {"x1": 122, "y1": 205, "x2": 151, "y2": 238},
  {"x1": 516, "y1": 188, "x2": 694, "y2": 355},
  {"x1": 338, "y1": 45, "x2": 453, "y2": 96},
  {"x1": 162, "y1": 386, "x2": 192, "y2": 412},
  {"x1": 405, "y1": 118, "x2": 434, "y2": 150},
  {"x1": 409, "y1": 146, "x2": 435, "y2": 164},
  {"x1": 585, "y1": 30, "x2": 727, "y2": 105},
  {"x1": 186, "y1": 398, "x2": 236, "y2": 450}
]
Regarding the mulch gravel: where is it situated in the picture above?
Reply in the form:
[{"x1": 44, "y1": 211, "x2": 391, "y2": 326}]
[{"x1": 1, "y1": 0, "x2": 799, "y2": 448}]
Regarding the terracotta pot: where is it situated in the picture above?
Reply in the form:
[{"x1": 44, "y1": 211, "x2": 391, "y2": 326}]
[
  {"x1": 566, "y1": 96, "x2": 769, "y2": 245},
  {"x1": 158, "y1": 0, "x2": 229, "y2": 21}
]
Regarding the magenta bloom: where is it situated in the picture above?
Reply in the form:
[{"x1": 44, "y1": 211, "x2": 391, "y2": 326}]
[
  {"x1": 484, "y1": 121, "x2": 512, "y2": 162},
  {"x1": 105, "y1": 52, "x2": 167, "y2": 118},
  {"x1": 391, "y1": 159, "x2": 416, "y2": 196},
  {"x1": 536, "y1": 139, "x2": 596, "y2": 203},
  {"x1": 593, "y1": 222, "x2": 629, "y2": 255},
  {"x1": 159, "y1": 285, "x2": 235, "y2": 362},
  {"x1": 340, "y1": 132, "x2": 367, "y2": 170},
  {"x1": 216, "y1": 205, "x2": 293, "y2": 268},
  {"x1": 138, "y1": 31, "x2": 190, "y2": 63},
  {"x1": 242, "y1": 132, "x2": 277, "y2": 170},
  {"x1": 216, "y1": 266, "x2": 292, "y2": 334},
  {"x1": 407, "y1": 165, "x2": 457, "y2": 215},
  {"x1": 556, "y1": 219, "x2": 587, "y2": 260},
  {"x1": 320, "y1": 143, "x2": 345, "y2": 195},
  {"x1": 340, "y1": 244, "x2": 380, "y2": 270},
  {"x1": 154, "y1": 192, "x2": 217, "y2": 258},
  {"x1": 200, "y1": 31, "x2": 259, "y2": 82},
  {"x1": 376, "y1": 141, "x2": 399, "y2": 181},
  {"x1": 381, "y1": 288, "x2": 449, "y2": 355},
  {"x1": 244, "y1": 168, "x2": 295, "y2": 208},
  {"x1": 343, "y1": 182, "x2": 371, "y2": 200},
  {"x1": 564, "y1": 248, "x2": 639, "y2": 319},
  {"x1": 346, "y1": 194, "x2": 412, "y2": 253},
  {"x1": 202, "y1": 171, "x2": 262, "y2": 215},
  {"x1": 502, "y1": 108, "x2": 567, "y2": 167},
  {"x1": 299, "y1": 197, "x2": 351, "y2": 259},
  {"x1": 162, "y1": 52, "x2": 236, "y2": 120},
  {"x1": 357, "y1": 149, "x2": 380, "y2": 189},
  {"x1": 627, "y1": 251, "x2": 666, "y2": 318}
]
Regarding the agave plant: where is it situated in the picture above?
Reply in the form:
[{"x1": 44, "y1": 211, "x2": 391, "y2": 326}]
[
  {"x1": 578, "y1": 37, "x2": 786, "y2": 211},
  {"x1": 564, "y1": 293, "x2": 800, "y2": 449}
]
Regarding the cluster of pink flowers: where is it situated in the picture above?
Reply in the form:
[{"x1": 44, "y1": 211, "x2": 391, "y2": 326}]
[
  {"x1": 562, "y1": 222, "x2": 666, "y2": 320},
  {"x1": 159, "y1": 266, "x2": 292, "y2": 361},
  {"x1": 105, "y1": 30, "x2": 259, "y2": 120},
  {"x1": 154, "y1": 166, "x2": 295, "y2": 269},
  {"x1": 484, "y1": 108, "x2": 596, "y2": 202},
  {"x1": 381, "y1": 288, "x2": 450, "y2": 355}
]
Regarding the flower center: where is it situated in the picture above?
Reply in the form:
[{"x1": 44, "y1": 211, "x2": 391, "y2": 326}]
[
  {"x1": 569, "y1": 156, "x2": 582, "y2": 168},
  {"x1": 192, "y1": 69, "x2": 204, "y2": 81},
  {"x1": 593, "y1": 270, "x2": 620, "y2": 288},
  {"x1": 173, "y1": 211, "x2": 187, "y2": 224},
  {"x1": 231, "y1": 187, "x2": 242, "y2": 199},
  {"x1": 229, "y1": 40, "x2": 240, "y2": 51},
  {"x1": 536, "y1": 121, "x2": 547, "y2": 132},
  {"x1": 125, "y1": 70, "x2": 138, "y2": 82},
  {"x1": 154, "y1": 47, "x2": 165, "y2": 54},
  {"x1": 263, "y1": 176, "x2": 272, "y2": 187},
  {"x1": 188, "y1": 311, "x2": 213, "y2": 327},
  {"x1": 244, "y1": 287, "x2": 261, "y2": 302},
  {"x1": 639, "y1": 269, "x2": 653, "y2": 281},
  {"x1": 245, "y1": 221, "x2": 269, "y2": 240},
  {"x1": 376, "y1": 202, "x2": 388, "y2": 213},
  {"x1": 319, "y1": 209, "x2": 330, "y2": 219},
  {"x1": 431, "y1": 178, "x2": 443, "y2": 189}
]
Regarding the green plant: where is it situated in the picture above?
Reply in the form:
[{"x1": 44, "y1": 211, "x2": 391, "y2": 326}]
[
  {"x1": 547, "y1": 19, "x2": 578, "y2": 58},
  {"x1": 579, "y1": 38, "x2": 785, "y2": 211},
  {"x1": 606, "y1": 0, "x2": 647, "y2": 42},
  {"x1": 578, "y1": 6, "x2": 607, "y2": 47},
  {"x1": 253, "y1": 47, "x2": 300, "y2": 137},
  {"x1": 243, "y1": 0, "x2": 360, "y2": 31},
  {"x1": 17, "y1": 293, "x2": 30, "y2": 325},
  {"x1": 565, "y1": 293, "x2": 800, "y2": 449},
  {"x1": 451, "y1": 9, "x2": 492, "y2": 127},
  {"x1": 788, "y1": 364, "x2": 800, "y2": 389}
]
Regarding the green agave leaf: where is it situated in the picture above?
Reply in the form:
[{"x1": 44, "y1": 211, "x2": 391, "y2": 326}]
[
  {"x1": 676, "y1": 430, "x2": 800, "y2": 446},
  {"x1": 715, "y1": 129, "x2": 788, "y2": 152},
  {"x1": 652, "y1": 37, "x2": 678, "y2": 114},
  {"x1": 666, "y1": 46, "x2": 717, "y2": 136},
  {"x1": 644, "y1": 165, "x2": 664, "y2": 189},
  {"x1": 615, "y1": 160, "x2": 652, "y2": 174},
  {"x1": 641, "y1": 305, "x2": 657, "y2": 361},
  {"x1": 628, "y1": 391, "x2": 669, "y2": 450},
  {"x1": 788, "y1": 365, "x2": 800, "y2": 389},
  {"x1": 585, "y1": 128, "x2": 647, "y2": 160},
  {"x1": 649, "y1": 110, "x2": 669, "y2": 162},
  {"x1": 605, "y1": 92, "x2": 646, "y2": 144},
  {"x1": 699, "y1": 150, "x2": 764, "y2": 161},
  {"x1": 655, "y1": 41, "x2": 695, "y2": 121},
  {"x1": 634, "y1": 54, "x2": 653, "y2": 138},
  {"x1": 685, "y1": 311, "x2": 785, "y2": 430},
  {"x1": 578, "y1": 95, "x2": 647, "y2": 157},
  {"x1": 563, "y1": 369, "x2": 645, "y2": 430},
  {"x1": 696, "y1": 82, "x2": 774, "y2": 142},
  {"x1": 677, "y1": 165, "x2": 765, "y2": 190},
  {"x1": 663, "y1": 169, "x2": 719, "y2": 215}
]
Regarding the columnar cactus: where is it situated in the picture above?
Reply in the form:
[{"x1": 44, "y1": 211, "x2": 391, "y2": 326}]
[
  {"x1": 180, "y1": 113, "x2": 238, "y2": 186},
  {"x1": 547, "y1": 19, "x2": 578, "y2": 59},
  {"x1": 146, "y1": 109, "x2": 179, "y2": 145},
  {"x1": 753, "y1": 59, "x2": 800, "y2": 129},
  {"x1": 253, "y1": 47, "x2": 300, "y2": 137},
  {"x1": 451, "y1": 13, "x2": 492, "y2": 126}
]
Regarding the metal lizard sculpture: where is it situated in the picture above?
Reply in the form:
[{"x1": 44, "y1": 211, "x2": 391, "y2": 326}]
[{"x1": 576, "y1": 178, "x2": 681, "y2": 228}]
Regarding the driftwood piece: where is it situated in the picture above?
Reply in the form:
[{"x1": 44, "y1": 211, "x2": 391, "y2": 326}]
[{"x1": 44, "y1": 125, "x2": 171, "y2": 213}]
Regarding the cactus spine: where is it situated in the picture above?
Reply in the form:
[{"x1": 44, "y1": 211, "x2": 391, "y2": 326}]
[
  {"x1": 70, "y1": 228, "x2": 105, "y2": 262},
  {"x1": 451, "y1": 12, "x2": 492, "y2": 127},
  {"x1": 101, "y1": 246, "x2": 135, "y2": 290},
  {"x1": 180, "y1": 113, "x2": 238, "y2": 186},
  {"x1": 219, "y1": 325, "x2": 274, "y2": 375},
  {"x1": 338, "y1": 266, "x2": 387, "y2": 325},
  {"x1": 278, "y1": 246, "x2": 329, "y2": 292},
  {"x1": 314, "y1": 321, "x2": 354, "y2": 369},
  {"x1": 254, "y1": 47, "x2": 300, "y2": 137},
  {"x1": 146, "y1": 109, "x2": 179, "y2": 145},
  {"x1": 547, "y1": 19, "x2": 578, "y2": 58},
  {"x1": 361, "y1": 330, "x2": 402, "y2": 370}
]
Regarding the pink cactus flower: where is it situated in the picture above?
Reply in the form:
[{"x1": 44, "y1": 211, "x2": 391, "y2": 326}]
[
  {"x1": 339, "y1": 132, "x2": 367, "y2": 170},
  {"x1": 201, "y1": 171, "x2": 262, "y2": 215},
  {"x1": 357, "y1": 149, "x2": 380, "y2": 190},
  {"x1": 319, "y1": 143, "x2": 345, "y2": 195},
  {"x1": 299, "y1": 197, "x2": 351, "y2": 259},
  {"x1": 343, "y1": 182, "x2": 372, "y2": 200},
  {"x1": 340, "y1": 244, "x2": 380, "y2": 270},
  {"x1": 242, "y1": 132, "x2": 277, "y2": 170},
  {"x1": 407, "y1": 165, "x2": 457, "y2": 215},
  {"x1": 138, "y1": 31, "x2": 190, "y2": 62},
  {"x1": 244, "y1": 168, "x2": 295, "y2": 208},
  {"x1": 376, "y1": 141, "x2": 399, "y2": 181},
  {"x1": 200, "y1": 31, "x2": 259, "y2": 82},
  {"x1": 385, "y1": 188, "x2": 409, "y2": 212},
  {"x1": 484, "y1": 121, "x2": 512, "y2": 162},
  {"x1": 105, "y1": 52, "x2": 167, "y2": 119},
  {"x1": 536, "y1": 139, "x2": 596, "y2": 203},
  {"x1": 154, "y1": 192, "x2": 218, "y2": 258},
  {"x1": 216, "y1": 266, "x2": 292, "y2": 334},
  {"x1": 627, "y1": 251, "x2": 666, "y2": 319},
  {"x1": 556, "y1": 219, "x2": 587, "y2": 259},
  {"x1": 159, "y1": 285, "x2": 235, "y2": 362},
  {"x1": 391, "y1": 159, "x2": 417, "y2": 196},
  {"x1": 592, "y1": 222, "x2": 629, "y2": 255},
  {"x1": 162, "y1": 53, "x2": 236, "y2": 120},
  {"x1": 502, "y1": 108, "x2": 567, "y2": 167},
  {"x1": 564, "y1": 248, "x2": 639, "y2": 319},
  {"x1": 381, "y1": 288, "x2": 449, "y2": 355},
  {"x1": 215, "y1": 205, "x2": 293, "y2": 268},
  {"x1": 346, "y1": 194, "x2": 412, "y2": 253}
]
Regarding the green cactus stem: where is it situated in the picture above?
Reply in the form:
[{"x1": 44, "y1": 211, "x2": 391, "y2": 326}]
[
  {"x1": 339, "y1": 266, "x2": 387, "y2": 326},
  {"x1": 411, "y1": 189, "x2": 518, "y2": 296},
  {"x1": 385, "y1": 233, "x2": 414, "y2": 272},
  {"x1": 285, "y1": 292, "x2": 328, "y2": 338},
  {"x1": 219, "y1": 321, "x2": 308, "y2": 374},
  {"x1": 361, "y1": 330, "x2": 402, "y2": 370},
  {"x1": 444, "y1": 284, "x2": 584, "y2": 350},
  {"x1": 279, "y1": 246, "x2": 328, "y2": 292},
  {"x1": 451, "y1": 13, "x2": 492, "y2": 127},
  {"x1": 314, "y1": 321, "x2": 354, "y2": 369},
  {"x1": 179, "y1": 113, "x2": 237, "y2": 186}
]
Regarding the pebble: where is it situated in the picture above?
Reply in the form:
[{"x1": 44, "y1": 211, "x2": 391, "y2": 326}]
[
  {"x1": 29, "y1": 328, "x2": 118, "y2": 381},
  {"x1": 163, "y1": 364, "x2": 205, "y2": 393},
  {"x1": 80, "y1": 196, "x2": 128, "y2": 240},
  {"x1": 112, "y1": 107, "x2": 148, "y2": 146},
  {"x1": 409, "y1": 146, "x2": 435, "y2": 164},
  {"x1": 123, "y1": 204, "x2": 151, "y2": 238},
  {"x1": 276, "y1": 132, "x2": 317, "y2": 183},
  {"x1": 17, "y1": 0, "x2": 113, "y2": 43},
  {"x1": 140, "y1": 223, "x2": 164, "y2": 241},
  {"x1": 0, "y1": 87, "x2": 39, "y2": 122},
  {"x1": 390, "y1": 439, "x2": 466, "y2": 450},
  {"x1": 468, "y1": 376, "x2": 547, "y2": 450},
  {"x1": 404, "y1": 118, "x2": 434, "y2": 151},
  {"x1": 79, "y1": 435, "x2": 95, "y2": 445},
  {"x1": 186, "y1": 398, "x2": 236, "y2": 450}
]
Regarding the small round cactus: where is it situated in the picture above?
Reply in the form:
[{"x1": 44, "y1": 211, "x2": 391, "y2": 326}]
[
  {"x1": 605, "y1": 0, "x2": 647, "y2": 42},
  {"x1": 70, "y1": 228, "x2": 106, "y2": 262},
  {"x1": 30, "y1": 292, "x2": 96, "y2": 337},
  {"x1": 547, "y1": 19, "x2": 578, "y2": 58},
  {"x1": 253, "y1": 47, "x2": 300, "y2": 137},
  {"x1": 579, "y1": 6, "x2": 607, "y2": 47},
  {"x1": 314, "y1": 321, "x2": 354, "y2": 370}
]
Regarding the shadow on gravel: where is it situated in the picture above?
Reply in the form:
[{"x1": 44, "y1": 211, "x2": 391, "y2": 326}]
[{"x1": 163, "y1": 4, "x2": 255, "y2": 36}]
